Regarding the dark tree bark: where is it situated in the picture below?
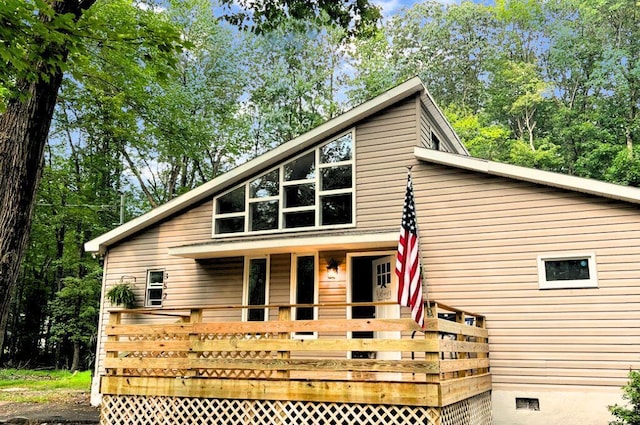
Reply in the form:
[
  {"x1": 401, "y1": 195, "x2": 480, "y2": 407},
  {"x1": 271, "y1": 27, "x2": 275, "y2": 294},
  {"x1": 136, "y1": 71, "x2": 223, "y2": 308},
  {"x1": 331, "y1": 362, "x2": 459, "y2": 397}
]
[
  {"x1": 0, "y1": 0, "x2": 95, "y2": 358},
  {"x1": 71, "y1": 340, "x2": 81, "y2": 372}
]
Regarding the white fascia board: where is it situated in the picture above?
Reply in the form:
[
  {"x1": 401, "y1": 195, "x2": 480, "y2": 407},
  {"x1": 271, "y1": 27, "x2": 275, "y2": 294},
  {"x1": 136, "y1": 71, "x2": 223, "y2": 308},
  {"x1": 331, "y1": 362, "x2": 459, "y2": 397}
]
[
  {"x1": 415, "y1": 147, "x2": 640, "y2": 204},
  {"x1": 169, "y1": 231, "x2": 400, "y2": 259},
  {"x1": 85, "y1": 79, "x2": 426, "y2": 254}
]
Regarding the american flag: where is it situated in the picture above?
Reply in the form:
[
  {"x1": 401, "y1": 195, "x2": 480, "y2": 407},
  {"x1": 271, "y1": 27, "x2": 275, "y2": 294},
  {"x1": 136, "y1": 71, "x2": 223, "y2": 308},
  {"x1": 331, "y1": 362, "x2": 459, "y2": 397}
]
[{"x1": 395, "y1": 172, "x2": 425, "y2": 328}]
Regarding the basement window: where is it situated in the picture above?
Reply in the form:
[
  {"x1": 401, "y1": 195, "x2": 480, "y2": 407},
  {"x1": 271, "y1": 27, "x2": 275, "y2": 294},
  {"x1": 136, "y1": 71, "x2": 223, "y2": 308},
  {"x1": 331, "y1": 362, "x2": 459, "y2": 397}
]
[
  {"x1": 537, "y1": 252, "x2": 598, "y2": 289},
  {"x1": 516, "y1": 397, "x2": 540, "y2": 411}
]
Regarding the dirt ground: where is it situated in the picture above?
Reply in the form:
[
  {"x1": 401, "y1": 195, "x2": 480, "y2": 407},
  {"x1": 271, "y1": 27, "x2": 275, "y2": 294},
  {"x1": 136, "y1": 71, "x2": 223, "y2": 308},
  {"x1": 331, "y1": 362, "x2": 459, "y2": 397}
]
[{"x1": 0, "y1": 391, "x2": 99, "y2": 424}]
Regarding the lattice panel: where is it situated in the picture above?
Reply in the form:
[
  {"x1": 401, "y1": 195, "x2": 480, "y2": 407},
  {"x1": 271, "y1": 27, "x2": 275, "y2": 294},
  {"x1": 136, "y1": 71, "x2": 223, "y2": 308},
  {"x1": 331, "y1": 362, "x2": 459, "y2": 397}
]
[
  {"x1": 196, "y1": 332, "x2": 277, "y2": 378},
  {"x1": 468, "y1": 391, "x2": 493, "y2": 425},
  {"x1": 126, "y1": 332, "x2": 189, "y2": 360},
  {"x1": 117, "y1": 332, "x2": 279, "y2": 378},
  {"x1": 196, "y1": 367, "x2": 273, "y2": 379},
  {"x1": 101, "y1": 393, "x2": 492, "y2": 425},
  {"x1": 441, "y1": 392, "x2": 492, "y2": 425}
]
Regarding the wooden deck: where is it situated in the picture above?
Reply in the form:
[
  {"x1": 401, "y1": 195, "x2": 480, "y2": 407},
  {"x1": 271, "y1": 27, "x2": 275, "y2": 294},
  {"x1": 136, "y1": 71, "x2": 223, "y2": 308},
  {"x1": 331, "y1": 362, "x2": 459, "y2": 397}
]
[{"x1": 101, "y1": 301, "x2": 490, "y2": 408}]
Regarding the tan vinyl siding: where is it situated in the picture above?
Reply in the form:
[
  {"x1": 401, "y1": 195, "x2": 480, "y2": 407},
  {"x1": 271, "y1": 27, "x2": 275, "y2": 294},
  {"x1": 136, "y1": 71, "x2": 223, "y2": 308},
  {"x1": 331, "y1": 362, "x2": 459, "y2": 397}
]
[
  {"x1": 269, "y1": 253, "x2": 291, "y2": 321},
  {"x1": 411, "y1": 162, "x2": 640, "y2": 391},
  {"x1": 318, "y1": 251, "x2": 347, "y2": 318},
  {"x1": 95, "y1": 95, "x2": 441, "y2": 374},
  {"x1": 356, "y1": 95, "x2": 420, "y2": 232},
  {"x1": 420, "y1": 105, "x2": 433, "y2": 149},
  {"x1": 96, "y1": 197, "x2": 239, "y2": 375}
]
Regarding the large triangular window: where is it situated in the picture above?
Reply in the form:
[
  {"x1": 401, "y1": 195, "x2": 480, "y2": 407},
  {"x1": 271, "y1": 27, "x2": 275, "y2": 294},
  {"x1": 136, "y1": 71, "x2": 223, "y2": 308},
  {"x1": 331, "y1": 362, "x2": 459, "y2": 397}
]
[{"x1": 213, "y1": 131, "x2": 355, "y2": 236}]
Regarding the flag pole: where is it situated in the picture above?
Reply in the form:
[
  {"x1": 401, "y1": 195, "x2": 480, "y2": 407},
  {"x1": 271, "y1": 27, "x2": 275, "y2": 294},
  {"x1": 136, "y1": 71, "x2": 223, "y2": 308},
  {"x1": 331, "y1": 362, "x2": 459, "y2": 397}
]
[{"x1": 407, "y1": 165, "x2": 432, "y2": 318}]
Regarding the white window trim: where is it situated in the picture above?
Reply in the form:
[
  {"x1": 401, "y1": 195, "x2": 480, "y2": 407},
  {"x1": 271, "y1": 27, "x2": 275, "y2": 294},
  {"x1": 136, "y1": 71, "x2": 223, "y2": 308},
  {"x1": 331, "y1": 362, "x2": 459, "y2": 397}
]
[
  {"x1": 537, "y1": 252, "x2": 598, "y2": 290},
  {"x1": 242, "y1": 255, "x2": 270, "y2": 321},
  {"x1": 290, "y1": 253, "x2": 319, "y2": 339},
  {"x1": 145, "y1": 269, "x2": 165, "y2": 307},
  {"x1": 212, "y1": 129, "x2": 356, "y2": 237}
]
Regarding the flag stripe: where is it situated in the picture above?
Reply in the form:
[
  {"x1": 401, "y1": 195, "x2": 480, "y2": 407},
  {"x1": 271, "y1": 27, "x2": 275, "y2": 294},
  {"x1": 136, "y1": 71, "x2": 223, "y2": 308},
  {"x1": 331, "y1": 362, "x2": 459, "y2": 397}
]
[{"x1": 395, "y1": 172, "x2": 425, "y2": 328}]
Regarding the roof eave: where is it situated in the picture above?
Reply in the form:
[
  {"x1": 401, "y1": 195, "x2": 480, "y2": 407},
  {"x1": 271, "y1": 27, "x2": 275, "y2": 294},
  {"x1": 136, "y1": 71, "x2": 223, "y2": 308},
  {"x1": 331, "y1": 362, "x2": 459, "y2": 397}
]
[{"x1": 414, "y1": 147, "x2": 640, "y2": 204}]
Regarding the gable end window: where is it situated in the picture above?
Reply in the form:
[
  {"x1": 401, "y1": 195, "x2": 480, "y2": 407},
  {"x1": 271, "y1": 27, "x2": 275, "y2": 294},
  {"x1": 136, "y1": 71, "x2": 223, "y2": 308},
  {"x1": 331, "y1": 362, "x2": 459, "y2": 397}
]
[
  {"x1": 537, "y1": 253, "x2": 598, "y2": 289},
  {"x1": 213, "y1": 131, "x2": 355, "y2": 236},
  {"x1": 145, "y1": 270, "x2": 165, "y2": 307}
]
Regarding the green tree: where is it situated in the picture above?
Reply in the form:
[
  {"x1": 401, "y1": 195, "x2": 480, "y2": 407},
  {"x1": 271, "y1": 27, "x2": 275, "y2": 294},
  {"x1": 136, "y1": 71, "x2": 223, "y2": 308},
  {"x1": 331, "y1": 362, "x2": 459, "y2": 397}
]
[
  {"x1": 0, "y1": 0, "x2": 183, "y2": 357},
  {"x1": 0, "y1": 0, "x2": 380, "y2": 360},
  {"x1": 59, "y1": 0, "x2": 250, "y2": 209},
  {"x1": 445, "y1": 106, "x2": 514, "y2": 162},
  {"x1": 374, "y1": 1, "x2": 496, "y2": 112},
  {"x1": 486, "y1": 60, "x2": 549, "y2": 151},
  {"x1": 49, "y1": 270, "x2": 101, "y2": 371},
  {"x1": 345, "y1": 28, "x2": 400, "y2": 106},
  {"x1": 246, "y1": 18, "x2": 348, "y2": 152}
]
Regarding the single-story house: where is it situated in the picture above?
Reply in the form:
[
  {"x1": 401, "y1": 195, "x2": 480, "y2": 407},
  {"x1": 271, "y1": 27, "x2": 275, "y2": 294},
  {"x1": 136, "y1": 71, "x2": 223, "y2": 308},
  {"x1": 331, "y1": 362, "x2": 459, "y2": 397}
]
[{"x1": 86, "y1": 77, "x2": 639, "y2": 425}]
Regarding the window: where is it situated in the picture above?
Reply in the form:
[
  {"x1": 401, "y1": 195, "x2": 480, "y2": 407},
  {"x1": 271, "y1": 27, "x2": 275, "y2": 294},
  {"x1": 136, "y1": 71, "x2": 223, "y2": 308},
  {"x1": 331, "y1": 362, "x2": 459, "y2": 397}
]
[
  {"x1": 215, "y1": 186, "x2": 245, "y2": 234},
  {"x1": 537, "y1": 253, "x2": 598, "y2": 289},
  {"x1": 145, "y1": 270, "x2": 165, "y2": 307},
  {"x1": 516, "y1": 398, "x2": 540, "y2": 411},
  {"x1": 291, "y1": 254, "x2": 317, "y2": 338},
  {"x1": 213, "y1": 131, "x2": 355, "y2": 236},
  {"x1": 249, "y1": 169, "x2": 279, "y2": 231},
  {"x1": 243, "y1": 257, "x2": 269, "y2": 321}
]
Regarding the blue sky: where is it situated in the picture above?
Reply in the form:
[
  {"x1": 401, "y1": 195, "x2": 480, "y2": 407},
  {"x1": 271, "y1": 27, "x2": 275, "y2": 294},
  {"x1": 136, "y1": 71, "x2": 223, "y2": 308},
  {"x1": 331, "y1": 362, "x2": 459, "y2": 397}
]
[
  {"x1": 374, "y1": 0, "x2": 431, "y2": 18},
  {"x1": 374, "y1": 0, "x2": 493, "y2": 19}
]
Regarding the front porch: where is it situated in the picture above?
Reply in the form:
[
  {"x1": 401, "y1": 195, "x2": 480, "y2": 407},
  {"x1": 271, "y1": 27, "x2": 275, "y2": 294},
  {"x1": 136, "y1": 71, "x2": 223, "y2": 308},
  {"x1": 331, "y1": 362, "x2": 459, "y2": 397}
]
[{"x1": 100, "y1": 301, "x2": 491, "y2": 424}]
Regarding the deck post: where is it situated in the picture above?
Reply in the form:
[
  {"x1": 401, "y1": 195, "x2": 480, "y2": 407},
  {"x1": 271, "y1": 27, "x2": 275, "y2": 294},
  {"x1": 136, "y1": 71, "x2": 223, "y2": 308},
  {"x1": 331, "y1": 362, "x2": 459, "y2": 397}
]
[
  {"x1": 425, "y1": 302, "x2": 440, "y2": 384},
  {"x1": 107, "y1": 312, "x2": 122, "y2": 375},
  {"x1": 277, "y1": 306, "x2": 291, "y2": 379},
  {"x1": 456, "y1": 311, "x2": 467, "y2": 378},
  {"x1": 188, "y1": 309, "x2": 203, "y2": 377},
  {"x1": 476, "y1": 316, "x2": 489, "y2": 374}
]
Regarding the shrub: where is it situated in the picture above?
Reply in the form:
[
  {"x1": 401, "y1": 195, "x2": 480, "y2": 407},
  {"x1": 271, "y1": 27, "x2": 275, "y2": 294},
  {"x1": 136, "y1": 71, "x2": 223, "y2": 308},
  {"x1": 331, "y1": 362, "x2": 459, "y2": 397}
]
[{"x1": 609, "y1": 370, "x2": 640, "y2": 425}]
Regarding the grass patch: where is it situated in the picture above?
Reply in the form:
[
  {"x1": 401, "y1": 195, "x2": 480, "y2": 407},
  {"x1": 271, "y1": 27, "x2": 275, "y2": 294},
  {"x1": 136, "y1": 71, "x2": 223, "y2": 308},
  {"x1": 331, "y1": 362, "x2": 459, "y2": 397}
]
[{"x1": 0, "y1": 369, "x2": 91, "y2": 403}]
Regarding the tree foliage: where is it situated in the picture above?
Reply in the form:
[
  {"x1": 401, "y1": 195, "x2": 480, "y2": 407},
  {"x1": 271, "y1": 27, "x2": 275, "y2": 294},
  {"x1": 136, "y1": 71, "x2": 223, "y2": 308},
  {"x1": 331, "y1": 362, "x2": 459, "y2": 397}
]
[
  {"x1": 346, "y1": 0, "x2": 639, "y2": 181},
  {"x1": 1, "y1": 0, "x2": 381, "y2": 368}
]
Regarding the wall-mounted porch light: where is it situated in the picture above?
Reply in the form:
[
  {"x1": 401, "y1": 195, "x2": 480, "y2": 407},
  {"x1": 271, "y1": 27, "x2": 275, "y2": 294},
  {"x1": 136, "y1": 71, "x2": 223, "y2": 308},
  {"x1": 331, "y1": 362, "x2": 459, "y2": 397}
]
[{"x1": 327, "y1": 258, "x2": 339, "y2": 280}]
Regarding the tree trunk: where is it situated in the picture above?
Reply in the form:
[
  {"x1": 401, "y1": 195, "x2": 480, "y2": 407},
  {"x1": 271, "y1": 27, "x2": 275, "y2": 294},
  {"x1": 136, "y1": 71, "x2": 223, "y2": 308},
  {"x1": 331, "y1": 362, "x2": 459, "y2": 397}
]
[
  {"x1": 0, "y1": 75, "x2": 65, "y2": 359},
  {"x1": 71, "y1": 340, "x2": 81, "y2": 372},
  {"x1": 0, "y1": 0, "x2": 94, "y2": 358}
]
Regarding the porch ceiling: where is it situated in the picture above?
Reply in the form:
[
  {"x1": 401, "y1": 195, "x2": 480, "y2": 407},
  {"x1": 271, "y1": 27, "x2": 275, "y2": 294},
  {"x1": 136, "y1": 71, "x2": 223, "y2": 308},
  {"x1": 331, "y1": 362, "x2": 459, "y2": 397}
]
[{"x1": 168, "y1": 231, "x2": 399, "y2": 259}]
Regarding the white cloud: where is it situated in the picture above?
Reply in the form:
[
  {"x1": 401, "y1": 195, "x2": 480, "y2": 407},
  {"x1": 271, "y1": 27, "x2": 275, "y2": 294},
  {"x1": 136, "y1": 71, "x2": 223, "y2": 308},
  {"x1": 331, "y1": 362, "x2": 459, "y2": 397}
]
[
  {"x1": 133, "y1": 1, "x2": 166, "y2": 13},
  {"x1": 374, "y1": 0, "x2": 463, "y2": 20},
  {"x1": 374, "y1": 0, "x2": 405, "y2": 20}
]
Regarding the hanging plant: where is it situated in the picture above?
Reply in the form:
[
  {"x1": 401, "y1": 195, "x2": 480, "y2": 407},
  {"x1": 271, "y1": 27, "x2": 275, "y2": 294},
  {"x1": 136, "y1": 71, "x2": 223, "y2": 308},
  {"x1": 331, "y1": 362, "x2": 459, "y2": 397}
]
[{"x1": 106, "y1": 281, "x2": 136, "y2": 308}]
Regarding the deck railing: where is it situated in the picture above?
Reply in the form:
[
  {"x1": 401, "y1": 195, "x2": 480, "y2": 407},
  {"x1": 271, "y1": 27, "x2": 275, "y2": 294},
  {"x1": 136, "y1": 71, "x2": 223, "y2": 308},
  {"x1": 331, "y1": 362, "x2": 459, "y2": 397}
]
[{"x1": 101, "y1": 301, "x2": 490, "y2": 407}]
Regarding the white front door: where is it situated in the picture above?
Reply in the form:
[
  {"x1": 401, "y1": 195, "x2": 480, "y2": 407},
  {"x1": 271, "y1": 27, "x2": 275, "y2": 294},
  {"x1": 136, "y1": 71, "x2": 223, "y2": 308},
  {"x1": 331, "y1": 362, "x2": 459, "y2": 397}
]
[{"x1": 372, "y1": 256, "x2": 401, "y2": 361}]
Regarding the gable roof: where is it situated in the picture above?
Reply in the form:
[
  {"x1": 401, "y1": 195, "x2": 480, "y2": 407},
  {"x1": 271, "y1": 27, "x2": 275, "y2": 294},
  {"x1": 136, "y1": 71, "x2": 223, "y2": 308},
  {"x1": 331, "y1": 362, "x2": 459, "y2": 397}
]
[
  {"x1": 86, "y1": 77, "x2": 464, "y2": 254},
  {"x1": 415, "y1": 147, "x2": 640, "y2": 204}
]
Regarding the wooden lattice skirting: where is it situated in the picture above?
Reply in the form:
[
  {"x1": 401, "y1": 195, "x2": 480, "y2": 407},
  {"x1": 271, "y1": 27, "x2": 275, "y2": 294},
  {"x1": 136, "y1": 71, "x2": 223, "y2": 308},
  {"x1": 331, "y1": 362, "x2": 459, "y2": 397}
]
[{"x1": 101, "y1": 391, "x2": 492, "y2": 425}]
